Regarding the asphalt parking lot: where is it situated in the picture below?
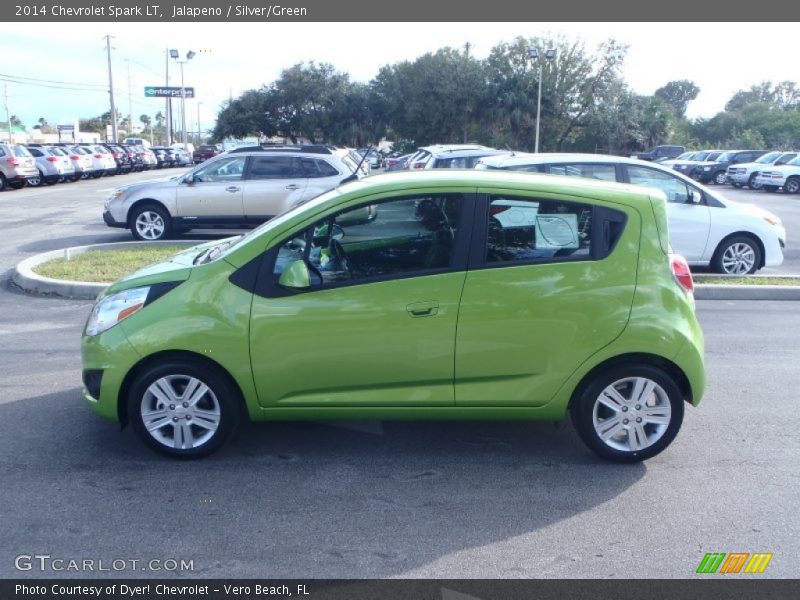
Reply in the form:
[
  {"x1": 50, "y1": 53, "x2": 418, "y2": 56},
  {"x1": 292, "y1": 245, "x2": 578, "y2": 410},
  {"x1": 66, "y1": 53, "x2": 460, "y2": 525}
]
[{"x1": 0, "y1": 173, "x2": 798, "y2": 578}]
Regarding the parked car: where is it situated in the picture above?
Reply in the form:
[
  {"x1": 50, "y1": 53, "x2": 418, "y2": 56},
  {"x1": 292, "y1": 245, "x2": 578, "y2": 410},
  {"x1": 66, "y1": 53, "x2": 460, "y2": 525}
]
[
  {"x1": 406, "y1": 145, "x2": 487, "y2": 170},
  {"x1": 193, "y1": 145, "x2": 219, "y2": 164},
  {"x1": 659, "y1": 151, "x2": 698, "y2": 167},
  {"x1": 629, "y1": 145, "x2": 686, "y2": 162},
  {"x1": 139, "y1": 146, "x2": 158, "y2": 169},
  {"x1": 102, "y1": 143, "x2": 134, "y2": 174},
  {"x1": 358, "y1": 148, "x2": 382, "y2": 169},
  {"x1": 752, "y1": 155, "x2": 800, "y2": 194},
  {"x1": 172, "y1": 147, "x2": 193, "y2": 167},
  {"x1": 103, "y1": 145, "x2": 362, "y2": 241},
  {"x1": 150, "y1": 147, "x2": 173, "y2": 168},
  {"x1": 726, "y1": 151, "x2": 798, "y2": 189},
  {"x1": 423, "y1": 147, "x2": 515, "y2": 169},
  {"x1": 25, "y1": 144, "x2": 75, "y2": 186},
  {"x1": 0, "y1": 143, "x2": 37, "y2": 190},
  {"x1": 670, "y1": 149, "x2": 724, "y2": 177},
  {"x1": 57, "y1": 144, "x2": 96, "y2": 180},
  {"x1": 477, "y1": 153, "x2": 785, "y2": 275},
  {"x1": 78, "y1": 144, "x2": 118, "y2": 177},
  {"x1": 385, "y1": 153, "x2": 411, "y2": 171},
  {"x1": 689, "y1": 150, "x2": 767, "y2": 184},
  {"x1": 83, "y1": 169, "x2": 705, "y2": 461},
  {"x1": 122, "y1": 137, "x2": 151, "y2": 148}
]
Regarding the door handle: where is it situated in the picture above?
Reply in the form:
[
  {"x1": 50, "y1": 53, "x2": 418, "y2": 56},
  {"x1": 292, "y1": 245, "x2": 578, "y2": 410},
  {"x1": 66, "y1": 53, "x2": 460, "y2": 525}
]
[
  {"x1": 406, "y1": 301, "x2": 439, "y2": 317},
  {"x1": 225, "y1": 186, "x2": 241, "y2": 193},
  {"x1": 285, "y1": 184, "x2": 300, "y2": 190}
]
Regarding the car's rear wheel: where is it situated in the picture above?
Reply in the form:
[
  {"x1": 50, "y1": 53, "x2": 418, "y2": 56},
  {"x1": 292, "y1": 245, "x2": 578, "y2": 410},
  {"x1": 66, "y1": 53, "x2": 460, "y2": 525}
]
[
  {"x1": 27, "y1": 171, "x2": 44, "y2": 187},
  {"x1": 713, "y1": 171, "x2": 727, "y2": 185},
  {"x1": 570, "y1": 365, "x2": 684, "y2": 462},
  {"x1": 128, "y1": 361, "x2": 241, "y2": 459},
  {"x1": 711, "y1": 235, "x2": 761, "y2": 275},
  {"x1": 131, "y1": 204, "x2": 172, "y2": 241},
  {"x1": 784, "y1": 177, "x2": 800, "y2": 194},
  {"x1": 0, "y1": 174, "x2": 6, "y2": 191}
]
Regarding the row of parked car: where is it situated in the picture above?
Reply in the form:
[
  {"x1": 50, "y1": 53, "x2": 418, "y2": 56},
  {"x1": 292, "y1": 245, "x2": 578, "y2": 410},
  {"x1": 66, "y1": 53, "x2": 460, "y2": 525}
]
[
  {"x1": 0, "y1": 141, "x2": 192, "y2": 191},
  {"x1": 99, "y1": 142, "x2": 785, "y2": 277}
]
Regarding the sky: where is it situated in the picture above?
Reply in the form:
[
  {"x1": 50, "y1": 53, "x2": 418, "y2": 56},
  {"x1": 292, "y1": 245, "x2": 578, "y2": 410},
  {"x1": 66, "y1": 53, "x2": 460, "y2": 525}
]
[{"x1": 1, "y1": 22, "x2": 796, "y2": 133}]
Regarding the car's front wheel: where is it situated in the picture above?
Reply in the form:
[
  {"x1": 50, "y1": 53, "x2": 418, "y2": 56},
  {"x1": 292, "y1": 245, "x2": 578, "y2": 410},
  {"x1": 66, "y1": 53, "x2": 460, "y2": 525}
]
[
  {"x1": 784, "y1": 177, "x2": 800, "y2": 194},
  {"x1": 713, "y1": 171, "x2": 727, "y2": 185},
  {"x1": 570, "y1": 365, "x2": 684, "y2": 462},
  {"x1": 711, "y1": 235, "x2": 761, "y2": 275},
  {"x1": 128, "y1": 361, "x2": 241, "y2": 458},
  {"x1": 130, "y1": 204, "x2": 172, "y2": 241}
]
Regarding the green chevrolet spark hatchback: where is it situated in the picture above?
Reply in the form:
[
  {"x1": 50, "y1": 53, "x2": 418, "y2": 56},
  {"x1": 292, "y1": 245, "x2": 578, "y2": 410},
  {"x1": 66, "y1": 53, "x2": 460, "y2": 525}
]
[{"x1": 82, "y1": 170, "x2": 704, "y2": 461}]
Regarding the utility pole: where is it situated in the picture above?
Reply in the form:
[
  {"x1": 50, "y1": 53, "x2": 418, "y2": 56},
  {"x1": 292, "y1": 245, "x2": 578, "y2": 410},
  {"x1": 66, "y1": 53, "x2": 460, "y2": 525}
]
[
  {"x1": 3, "y1": 85, "x2": 12, "y2": 144},
  {"x1": 104, "y1": 34, "x2": 117, "y2": 143},
  {"x1": 196, "y1": 101, "x2": 203, "y2": 145},
  {"x1": 126, "y1": 59, "x2": 133, "y2": 138},
  {"x1": 165, "y1": 47, "x2": 172, "y2": 145}
]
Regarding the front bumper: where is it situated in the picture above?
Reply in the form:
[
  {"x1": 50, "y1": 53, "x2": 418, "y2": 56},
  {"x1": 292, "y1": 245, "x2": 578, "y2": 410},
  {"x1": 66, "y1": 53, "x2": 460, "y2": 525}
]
[
  {"x1": 103, "y1": 210, "x2": 126, "y2": 228},
  {"x1": 726, "y1": 171, "x2": 750, "y2": 185},
  {"x1": 754, "y1": 175, "x2": 784, "y2": 188},
  {"x1": 82, "y1": 325, "x2": 142, "y2": 422}
]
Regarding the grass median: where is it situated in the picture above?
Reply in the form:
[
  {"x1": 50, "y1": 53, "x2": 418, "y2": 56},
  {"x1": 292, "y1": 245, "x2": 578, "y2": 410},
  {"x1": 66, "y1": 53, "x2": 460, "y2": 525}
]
[
  {"x1": 33, "y1": 246, "x2": 188, "y2": 283},
  {"x1": 693, "y1": 276, "x2": 800, "y2": 286}
]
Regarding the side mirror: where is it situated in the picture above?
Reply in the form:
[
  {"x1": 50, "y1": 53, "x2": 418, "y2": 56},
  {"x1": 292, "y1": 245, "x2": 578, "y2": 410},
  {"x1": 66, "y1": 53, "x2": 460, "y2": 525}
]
[
  {"x1": 687, "y1": 189, "x2": 703, "y2": 204},
  {"x1": 278, "y1": 260, "x2": 313, "y2": 290}
]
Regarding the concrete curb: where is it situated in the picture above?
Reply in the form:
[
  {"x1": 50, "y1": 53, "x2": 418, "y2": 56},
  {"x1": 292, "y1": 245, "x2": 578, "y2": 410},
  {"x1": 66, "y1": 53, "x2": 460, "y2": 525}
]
[
  {"x1": 13, "y1": 242, "x2": 800, "y2": 301},
  {"x1": 12, "y1": 241, "x2": 196, "y2": 300}
]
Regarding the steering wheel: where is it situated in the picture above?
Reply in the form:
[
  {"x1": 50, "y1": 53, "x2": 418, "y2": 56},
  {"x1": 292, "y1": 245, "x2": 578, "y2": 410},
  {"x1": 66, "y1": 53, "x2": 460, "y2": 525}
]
[{"x1": 329, "y1": 239, "x2": 354, "y2": 277}]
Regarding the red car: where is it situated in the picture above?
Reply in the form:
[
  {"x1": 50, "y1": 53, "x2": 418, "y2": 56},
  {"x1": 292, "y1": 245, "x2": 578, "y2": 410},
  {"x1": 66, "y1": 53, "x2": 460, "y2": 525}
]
[{"x1": 192, "y1": 145, "x2": 220, "y2": 164}]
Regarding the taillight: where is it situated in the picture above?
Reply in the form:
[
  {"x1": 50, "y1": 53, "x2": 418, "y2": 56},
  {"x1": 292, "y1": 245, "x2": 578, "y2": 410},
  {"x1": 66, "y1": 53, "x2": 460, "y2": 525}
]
[
  {"x1": 670, "y1": 253, "x2": 694, "y2": 294},
  {"x1": 46, "y1": 156, "x2": 58, "y2": 162},
  {"x1": 70, "y1": 155, "x2": 79, "y2": 160},
  {"x1": 490, "y1": 205, "x2": 510, "y2": 216},
  {"x1": 6, "y1": 158, "x2": 19, "y2": 166},
  {"x1": 413, "y1": 162, "x2": 424, "y2": 169},
  {"x1": 94, "y1": 154, "x2": 102, "y2": 158},
  {"x1": 112, "y1": 153, "x2": 120, "y2": 158}
]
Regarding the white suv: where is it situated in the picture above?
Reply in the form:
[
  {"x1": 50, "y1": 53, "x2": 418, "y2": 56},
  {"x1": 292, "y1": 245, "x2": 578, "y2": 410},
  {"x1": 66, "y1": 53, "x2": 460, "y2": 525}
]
[
  {"x1": 727, "y1": 151, "x2": 798, "y2": 190},
  {"x1": 752, "y1": 155, "x2": 800, "y2": 194},
  {"x1": 104, "y1": 146, "x2": 360, "y2": 240},
  {"x1": 477, "y1": 153, "x2": 786, "y2": 274}
]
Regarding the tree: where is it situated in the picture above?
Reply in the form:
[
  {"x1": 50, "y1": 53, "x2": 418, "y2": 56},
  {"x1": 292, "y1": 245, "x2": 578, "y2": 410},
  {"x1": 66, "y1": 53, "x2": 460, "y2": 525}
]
[
  {"x1": 155, "y1": 111, "x2": 165, "y2": 128},
  {"x1": 140, "y1": 114, "x2": 151, "y2": 129},
  {"x1": 654, "y1": 80, "x2": 700, "y2": 117},
  {"x1": 9, "y1": 115, "x2": 22, "y2": 126}
]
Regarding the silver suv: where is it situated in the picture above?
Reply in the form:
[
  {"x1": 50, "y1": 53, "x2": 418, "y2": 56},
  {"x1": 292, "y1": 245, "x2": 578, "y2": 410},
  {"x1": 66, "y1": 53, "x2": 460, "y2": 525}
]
[
  {"x1": 0, "y1": 143, "x2": 37, "y2": 191},
  {"x1": 26, "y1": 145, "x2": 76, "y2": 186},
  {"x1": 104, "y1": 145, "x2": 360, "y2": 240}
]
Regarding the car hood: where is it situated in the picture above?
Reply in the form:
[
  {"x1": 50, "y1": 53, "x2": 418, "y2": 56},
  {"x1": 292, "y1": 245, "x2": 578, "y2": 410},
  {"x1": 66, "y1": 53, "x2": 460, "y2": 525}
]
[
  {"x1": 759, "y1": 164, "x2": 800, "y2": 173},
  {"x1": 116, "y1": 176, "x2": 181, "y2": 194},
  {"x1": 720, "y1": 196, "x2": 780, "y2": 220}
]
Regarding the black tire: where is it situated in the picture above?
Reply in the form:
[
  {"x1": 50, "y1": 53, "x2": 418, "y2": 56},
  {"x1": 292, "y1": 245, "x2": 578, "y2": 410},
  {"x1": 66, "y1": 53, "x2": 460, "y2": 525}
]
[
  {"x1": 570, "y1": 364, "x2": 685, "y2": 463},
  {"x1": 713, "y1": 171, "x2": 727, "y2": 185},
  {"x1": 92, "y1": 172, "x2": 104, "y2": 179},
  {"x1": 764, "y1": 185, "x2": 778, "y2": 193},
  {"x1": 0, "y1": 174, "x2": 6, "y2": 191},
  {"x1": 128, "y1": 360, "x2": 241, "y2": 459},
  {"x1": 711, "y1": 234, "x2": 762, "y2": 275},
  {"x1": 8, "y1": 181, "x2": 26, "y2": 190},
  {"x1": 747, "y1": 173, "x2": 762, "y2": 190},
  {"x1": 129, "y1": 203, "x2": 172, "y2": 241},
  {"x1": 784, "y1": 177, "x2": 800, "y2": 194},
  {"x1": 731, "y1": 182, "x2": 742, "y2": 188}
]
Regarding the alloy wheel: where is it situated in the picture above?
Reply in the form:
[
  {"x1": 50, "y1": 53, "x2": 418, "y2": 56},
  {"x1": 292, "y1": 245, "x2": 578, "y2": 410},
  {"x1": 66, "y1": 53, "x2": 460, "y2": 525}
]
[
  {"x1": 135, "y1": 210, "x2": 166, "y2": 240},
  {"x1": 140, "y1": 375, "x2": 221, "y2": 450},
  {"x1": 721, "y1": 242, "x2": 756, "y2": 275},
  {"x1": 592, "y1": 377, "x2": 672, "y2": 453}
]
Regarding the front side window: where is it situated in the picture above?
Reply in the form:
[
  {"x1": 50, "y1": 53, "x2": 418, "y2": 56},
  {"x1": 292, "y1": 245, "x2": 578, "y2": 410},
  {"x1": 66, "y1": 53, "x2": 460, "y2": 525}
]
[
  {"x1": 273, "y1": 194, "x2": 463, "y2": 289},
  {"x1": 486, "y1": 196, "x2": 593, "y2": 263},
  {"x1": 192, "y1": 156, "x2": 246, "y2": 182},
  {"x1": 627, "y1": 166, "x2": 690, "y2": 204}
]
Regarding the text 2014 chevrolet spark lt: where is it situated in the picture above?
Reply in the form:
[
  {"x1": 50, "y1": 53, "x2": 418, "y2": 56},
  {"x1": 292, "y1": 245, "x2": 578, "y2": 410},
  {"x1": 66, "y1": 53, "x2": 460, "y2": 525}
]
[{"x1": 83, "y1": 170, "x2": 705, "y2": 462}]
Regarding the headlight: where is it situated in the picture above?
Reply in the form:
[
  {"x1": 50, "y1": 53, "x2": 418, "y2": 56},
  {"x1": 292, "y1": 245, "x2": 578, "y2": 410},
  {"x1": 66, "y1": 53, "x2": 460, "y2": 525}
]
[
  {"x1": 85, "y1": 287, "x2": 150, "y2": 336},
  {"x1": 703, "y1": 166, "x2": 711, "y2": 171}
]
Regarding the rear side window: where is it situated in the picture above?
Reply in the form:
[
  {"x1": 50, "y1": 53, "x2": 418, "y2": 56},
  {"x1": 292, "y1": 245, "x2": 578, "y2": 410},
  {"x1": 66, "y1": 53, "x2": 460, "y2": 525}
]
[
  {"x1": 299, "y1": 157, "x2": 339, "y2": 178},
  {"x1": 28, "y1": 148, "x2": 44, "y2": 157},
  {"x1": 486, "y1": 196, "x2": 594, "y2": 264},
  {"x1": 247, "y1": 156, "x2": 297, "y2": 179},
  {"x1": 545, "y1": 163, "x2": 617, "y2": 182}
]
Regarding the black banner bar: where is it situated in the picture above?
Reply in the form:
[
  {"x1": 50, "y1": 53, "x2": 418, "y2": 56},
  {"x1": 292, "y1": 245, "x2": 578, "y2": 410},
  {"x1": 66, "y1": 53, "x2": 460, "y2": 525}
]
[
  {"x1": 3, "y1": 580, "x2": 800, "y2": 600},
  {"x1": 4, "y1": 0, "x2": 800, "y2": 22}
]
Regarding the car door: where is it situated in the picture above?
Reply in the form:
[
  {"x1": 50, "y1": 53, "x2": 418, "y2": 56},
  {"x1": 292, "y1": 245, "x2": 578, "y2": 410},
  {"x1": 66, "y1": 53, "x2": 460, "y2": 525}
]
[
  {"x1": 624, "y1": 164, "x2": 711, "y2": 262},
  {"x1": 455, "y1": 191, "x2": 636, "y2": 406},
  {"x1": 242, "y1": 155, "x2": 308, "y2": 223},
  {"x1": 176, "y1": 155, "x2": 246, "y2": 222},
  {"x1": 248, "y1": 192, "x2": 472, "y2": 407}
]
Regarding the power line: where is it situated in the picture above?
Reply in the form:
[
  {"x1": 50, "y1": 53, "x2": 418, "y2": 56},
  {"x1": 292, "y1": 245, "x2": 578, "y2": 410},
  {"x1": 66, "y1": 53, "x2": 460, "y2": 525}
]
[{"x1": 0, "y1": 72, "x2": 106, "y2": 90}]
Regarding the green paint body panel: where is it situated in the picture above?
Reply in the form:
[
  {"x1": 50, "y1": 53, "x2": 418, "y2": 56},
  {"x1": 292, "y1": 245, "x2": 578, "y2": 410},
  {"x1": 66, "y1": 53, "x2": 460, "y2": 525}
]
[{"x1": 81, "y1": 170, "x2": 705, "y2": 425}]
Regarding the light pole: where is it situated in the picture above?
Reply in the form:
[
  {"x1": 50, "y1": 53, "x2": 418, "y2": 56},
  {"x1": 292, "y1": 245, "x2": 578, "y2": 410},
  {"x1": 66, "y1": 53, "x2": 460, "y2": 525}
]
[
  {"x1": 528, "y1": 47, "x2": 556, "y2": 153},
  {"x1": 196, "y1": 101, "x2": 203, "y2": 145},
  {"x1": 170, "y1": 49, "x2": 195, "y2": 150}
]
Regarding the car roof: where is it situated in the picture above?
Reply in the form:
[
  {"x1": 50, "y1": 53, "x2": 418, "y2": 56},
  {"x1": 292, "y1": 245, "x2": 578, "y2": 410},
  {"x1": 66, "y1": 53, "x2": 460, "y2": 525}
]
[
  {"x1": 478, "y1": 152, "x2": 679, "y2": 168},
  {"x1": 430, "y1": 148, "x2": 510, "y2": 159},
  {"x1": 341, "y1": 169, "x2": 659, "y2": 208}
]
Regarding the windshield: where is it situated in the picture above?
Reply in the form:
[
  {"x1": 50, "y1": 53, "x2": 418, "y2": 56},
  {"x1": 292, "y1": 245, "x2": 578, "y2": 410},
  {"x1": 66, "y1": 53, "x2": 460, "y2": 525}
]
[
  {"x1": 674, "y1": 152, "x2": 694, "y2": 160},
  {"x1": 787, "y1": 157, "x2": 800, "y2": 166},
  {"x1": 340, "y1": 154, "x2": 358, "y2": 174},
  {"x1": 692, "y1": 151, "x2": 710, "y2": 161},
  {"x1": 716, "y1": 152, "x2": 734, "y2": 162},
  {"x1": 756, "y1": 152, "x2": 782, "y2": 164},
  {"x1": 216, "y1": 187, "x2": 347, "y2": 260},
  {"x1": 705, "y1": 151, "x2": 722, "y2": 162}
]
